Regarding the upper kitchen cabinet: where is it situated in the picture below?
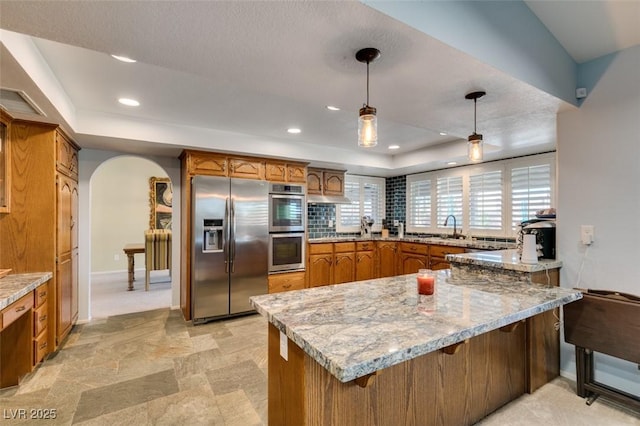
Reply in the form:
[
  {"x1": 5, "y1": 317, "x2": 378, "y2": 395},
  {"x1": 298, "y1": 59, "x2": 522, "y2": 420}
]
[
  {"x1": 307, "y1": 168, "x2": 345, "y2": 196},
  {"x1": 228, "y1": 156, "x2": 265, "y2": 180},
  {"x1": 265, "y1": 161, "x2": 307, "y2": 183},
  {"x1": 0, "y1": 110, "x2": 10, "y2": 213},
  {"x1": 0, "y1": 114, "x2": 79, "y2": 353}
]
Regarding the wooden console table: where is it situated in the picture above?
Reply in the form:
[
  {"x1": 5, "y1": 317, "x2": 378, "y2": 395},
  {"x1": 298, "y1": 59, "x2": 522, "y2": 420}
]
[{"x1": 123, "y1": 243, "x2": 145, "y2": 291}]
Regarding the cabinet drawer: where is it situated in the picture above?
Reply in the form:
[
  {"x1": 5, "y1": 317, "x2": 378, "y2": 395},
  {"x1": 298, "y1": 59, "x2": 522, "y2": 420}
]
[
  {"x1": 334, "y1": 242, "x2": 356, "y2": 253},
  {"x1": 400, "y1": 242, "x2": 429, "y2": 255},
  {"x1": 34, "y1": 301, "x2": 48, "y2": 336},
  {"x1": 356, "y1": 241, "x2": 374, "y2": 251},
  {"x1": 34, "y1": 331, "x2": 48, "y2": 365},
  {"x1": 308, "y1": 243, "x2": 333, "y2": 254},
  {"x1": 430, "y1": 245, "x2": 466, "y2": 258},
  {"x1": 35, "y1": 283, "x2": 48, "y2": 308},
  {"x1": 268, "y1": 272, "x2": 306, "y2": 293},
  {"x1": 1, "y1": 292, "x2": 34, "y2": 331}
]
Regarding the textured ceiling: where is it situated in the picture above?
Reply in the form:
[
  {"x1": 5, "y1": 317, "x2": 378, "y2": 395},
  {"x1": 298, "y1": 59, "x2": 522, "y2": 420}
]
[{"x1": 0, "y1": 1, "x2": 635, "y2": 175}]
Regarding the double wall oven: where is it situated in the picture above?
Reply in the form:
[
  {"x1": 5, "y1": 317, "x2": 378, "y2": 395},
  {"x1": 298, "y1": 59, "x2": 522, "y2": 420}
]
[{"x1": 268, "y1": 183, "x2": 306, "y2": 272}]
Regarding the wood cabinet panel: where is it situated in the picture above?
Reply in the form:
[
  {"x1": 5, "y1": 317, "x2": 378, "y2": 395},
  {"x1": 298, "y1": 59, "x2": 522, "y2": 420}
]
[
  {"x1": 356, "y1": 250, "x2": 375, "y2": 281},
  {"x1": 55, "y1": 131, "x2": 78, "y2": 179},
  {"x1": 308, "y1": 254, "x2": 333, "y2": 287},
  {"x1": 400, "y1": 242, "x2": 429, "y2": 255},
  {"x1": 229, "y1": 157, "x2": 264, "y2": 179},
  {"x1": 0, "y1": 111, "x2": 11, "y2": 213},
  {"x1": 377, "y1": 241, "x2": 397, "y2": 278},
  {"x1": 323, "y1": 171, "x2": 344, "y2": 196},
  {"x1": 186, "y1": 152, "x2": 228, "y2": 176},
  {"x1": 265, "y1": 161, "x2": 286, "y2": 182},
  {"x1": 287, "y1": 164, "x2": 307, "y2": 183},
  {"x1": 308, "y1": 243, "x2": 333, "y2": 255},
  {"x1": 333, "y1": 252, "x2": 355, "y2": 284},
  {"x1": 1, "y1": 292, "x2": 33, "y2": 331},
  {"x1": 268, "y1": 271, "x2": 306, "y2": 293},
  {"x1": 307, "y1": 168, "x2": 323, "y2": 195},
  {"x1": 334, "y1": 242, "x2": 355, "y2": 253}
]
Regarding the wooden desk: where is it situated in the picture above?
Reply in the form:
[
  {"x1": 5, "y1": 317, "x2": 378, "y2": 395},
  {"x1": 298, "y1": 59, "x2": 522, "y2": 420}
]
[{"x1": 123, "y1": 243, "x2": 145, "y2": 291}]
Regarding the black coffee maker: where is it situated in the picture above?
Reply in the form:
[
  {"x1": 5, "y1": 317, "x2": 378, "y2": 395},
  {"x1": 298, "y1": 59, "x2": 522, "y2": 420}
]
[{"x1": 520, "y1": 219, "x2": 556, "y2": 259}]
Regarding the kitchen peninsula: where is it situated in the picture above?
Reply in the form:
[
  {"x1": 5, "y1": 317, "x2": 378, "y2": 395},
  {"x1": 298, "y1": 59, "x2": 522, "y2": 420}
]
[{"x1": 251, "y1": 267, "x2": 581, "y2": 425}]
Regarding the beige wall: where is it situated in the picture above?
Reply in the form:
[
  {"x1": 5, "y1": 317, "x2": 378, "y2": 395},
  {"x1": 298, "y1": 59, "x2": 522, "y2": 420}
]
[{"x1": 91, "y1": 156, "x2": 169, "y2": 272}]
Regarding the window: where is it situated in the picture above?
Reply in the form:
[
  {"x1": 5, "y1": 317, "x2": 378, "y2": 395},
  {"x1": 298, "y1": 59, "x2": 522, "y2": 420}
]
[
  {"x1": 469, "y1": 170, "x2": 502, "y2": 230},
  {"x1": 405, "y1": 153, "x2": 555, "y2": 237},
  {"x1": 336, "y1": 175, "x2": 385, "y2": 232},
  {"x1": 511, "y1": 164, "x2": 552, "y2": 230},
  {"x1": 406, "y1": 176, "x2": 431, "y2": 230},
  {"x1": 436, "y1": 176, "x2": 463, "y2": 230}
]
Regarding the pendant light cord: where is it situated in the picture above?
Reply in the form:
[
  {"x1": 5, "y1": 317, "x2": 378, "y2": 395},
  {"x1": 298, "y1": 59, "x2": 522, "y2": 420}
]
[
  {"x1": 366, "y1": 61, "x2": 370, "y2": 106},
  {"x1": 473, "y1": 98, "x2": 477, "y2": 134}
]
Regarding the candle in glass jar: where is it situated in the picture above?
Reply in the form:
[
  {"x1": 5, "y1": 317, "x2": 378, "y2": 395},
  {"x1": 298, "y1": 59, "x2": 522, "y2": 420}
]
[{"x1": 417, "y1": 269, "x2": 435, "y2": 295}]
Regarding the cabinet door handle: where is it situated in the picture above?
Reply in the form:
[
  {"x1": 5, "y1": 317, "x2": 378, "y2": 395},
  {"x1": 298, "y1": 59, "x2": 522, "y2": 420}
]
[
  {"x1": 39, "y1": 342, "x2": 48, "y2": 350},
  {"x1": 15, "y1": 305, "x2": 27, "y2": 313},
  {"x1": 40, "y1": 314, "x2": 48, "y2": 322},
  {"x1": 39, "y1": 291, "x2": 47, "y2": 299}
]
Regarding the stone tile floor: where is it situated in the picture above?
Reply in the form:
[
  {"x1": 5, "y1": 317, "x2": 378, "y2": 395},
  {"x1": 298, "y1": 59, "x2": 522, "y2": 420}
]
[{"x1": 1, "y1": 308, "x2": 638, "y2": 425}]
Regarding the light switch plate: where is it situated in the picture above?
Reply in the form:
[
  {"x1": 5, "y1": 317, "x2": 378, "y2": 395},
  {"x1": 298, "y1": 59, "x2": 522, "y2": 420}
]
[{"x1": 581, "y1": 225, "x2": 594, "y2": 245}]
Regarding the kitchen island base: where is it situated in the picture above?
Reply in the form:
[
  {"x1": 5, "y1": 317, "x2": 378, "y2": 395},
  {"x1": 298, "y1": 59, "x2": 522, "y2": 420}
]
[{"x1": 268, "y1": 320, "x2": 539, "y2": 426}]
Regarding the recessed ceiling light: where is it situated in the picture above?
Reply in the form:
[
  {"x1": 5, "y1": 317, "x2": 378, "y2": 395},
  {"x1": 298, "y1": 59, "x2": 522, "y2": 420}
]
[
  {"x1": 287, "y1": 128, "x2": 301, "y2": 134},
  {"x1": 326, "y1": 105, "x2": 340, "y2": 111},
  {"x1": 440, "y1": 131, "x2": 447, "y2": 136},
  {"x1": 388, "y1": 145, "x2": 400, "y2": 150},
  {"x1": 111, "y1": 54, "x2": 137, "y2": 63},
  {"x1": 118, "y1": 98, "x2": 140, "y2": 107},
  {"x1": 447, "y1": 161, "x2": 457, "y2": 166}
]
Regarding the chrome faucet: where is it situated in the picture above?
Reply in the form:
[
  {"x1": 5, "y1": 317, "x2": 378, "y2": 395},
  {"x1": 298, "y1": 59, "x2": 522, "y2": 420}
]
[{"x1": 443, "y1": 215, "x2": 460, "y2": 239}]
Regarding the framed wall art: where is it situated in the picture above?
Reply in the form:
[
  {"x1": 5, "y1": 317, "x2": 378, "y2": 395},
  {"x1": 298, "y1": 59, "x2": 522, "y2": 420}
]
[{"x1": 149, "y1": 176, "x2": 172, "y2": 229}]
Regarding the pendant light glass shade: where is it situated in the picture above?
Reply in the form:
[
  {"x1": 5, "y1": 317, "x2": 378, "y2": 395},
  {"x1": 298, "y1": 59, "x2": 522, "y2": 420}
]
[
  {"x1": 358, "y1": 105, "x2": 377, "y2": 147},
  {"x1": 468, "y1": 134, "x2": 483, "y2": 162},
  {"x1": 465, "y1": 91, "x2": 486, "y2": 162},
  {"x1": 356, "y1": 48, "x2": 380, "y2": 148}
]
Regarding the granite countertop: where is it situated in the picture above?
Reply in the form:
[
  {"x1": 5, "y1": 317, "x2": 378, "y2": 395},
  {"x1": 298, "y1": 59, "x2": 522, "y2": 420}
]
[
  {"x1": 308, "y1": 236, "x2": 515, "y2": 251},
  {"x1": 250, "y1": 271, "x2": 581, "y2": 383},
  {"x1": 0, "y1": 272, "x2": 53, "y2": 310},
  {"x1": 446, "y1": 249, "x2": 562, "y2": 272}
]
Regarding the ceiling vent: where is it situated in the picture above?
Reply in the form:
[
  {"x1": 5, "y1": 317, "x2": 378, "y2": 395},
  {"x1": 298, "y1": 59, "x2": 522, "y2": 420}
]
[{"x1": 0, "y1": 88, "x2": 46, "y2": 116}]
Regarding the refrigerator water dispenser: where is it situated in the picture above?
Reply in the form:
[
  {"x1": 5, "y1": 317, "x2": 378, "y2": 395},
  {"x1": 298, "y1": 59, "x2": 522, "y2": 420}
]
[{"x1": 203, "y1": 219, "x2": 223, "y2": 252}]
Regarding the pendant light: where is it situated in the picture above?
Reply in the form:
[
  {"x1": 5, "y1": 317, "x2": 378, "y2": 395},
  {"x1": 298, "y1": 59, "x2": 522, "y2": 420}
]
[
  {"x1": 356, "y1": 48, "x2": 380, "y2": 148},
  {"x1": 465, "y1": 90, "x2": 486, "y2": 162}
]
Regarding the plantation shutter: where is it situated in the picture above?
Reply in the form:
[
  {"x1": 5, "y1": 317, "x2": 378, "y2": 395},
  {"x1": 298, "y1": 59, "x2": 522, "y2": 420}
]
[
  {"x1": 511, "y1": 164, "x2": 552, "y2": 229},
  {"x1": 436, "y1": 176, "x2": 463, "y2": 230},
  {"x1": 338, "y1": 180, "x2": 361, "y2": 229},
  {"x1": 469, "y1": 170, "x2": 502, "y2": 230},
  {"x1": 407, "y1": 177, "x2": 431, "y2": 230}
]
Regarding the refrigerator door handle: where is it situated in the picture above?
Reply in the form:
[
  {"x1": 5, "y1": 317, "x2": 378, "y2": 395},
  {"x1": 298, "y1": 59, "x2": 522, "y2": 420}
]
[
  {"x1": 224, "y1": 197, "x2": 230, "y2": 273},
  {"x1": 230, "y1": 198, "x2": 236, "y2": 273}
]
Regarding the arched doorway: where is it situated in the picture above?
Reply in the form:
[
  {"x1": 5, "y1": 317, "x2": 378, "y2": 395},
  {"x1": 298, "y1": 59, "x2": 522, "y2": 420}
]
[{"x1": 89, "y1": 155, "x2": 172, "y2": 318}]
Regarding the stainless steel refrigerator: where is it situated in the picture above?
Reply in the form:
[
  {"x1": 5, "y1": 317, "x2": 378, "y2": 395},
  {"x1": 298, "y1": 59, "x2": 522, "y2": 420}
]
[{"x1": 191, "y1": 175, "x2": 269, "y2": 323}]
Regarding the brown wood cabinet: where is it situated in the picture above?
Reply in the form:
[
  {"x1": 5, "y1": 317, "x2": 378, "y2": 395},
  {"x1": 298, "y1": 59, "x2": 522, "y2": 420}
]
[
  {"x1": 307, "y1": 243, "x2": 334, "y2": 288},
  {"x1": 229, "y1": 156, "x2": 265, "y2": 180},
  {"x1": 376, "y1": 241, "x2": 398, "y2": 278},
  {"x1": 307, "y1": 168, "x2": 345, "y2": 196},
  {"x1": 0, "y1": 116, "x2": 79, "y2": 351},
  {"x1": 399, "y1": 242, "x2": 429, "y2": 274},
  {"x1": 333, "y1": 243, "x2": 355, "y2": 284},
  {"x1": 266, "y1": 161, "x2": 307, "y2": 183},
  {"x1": 430, "y1": 244, "x2": 466, "y2": 270},
  {"x1": 355, "y1": 241, "x2": 375, "y2": 281},
  {"x1": 33, "y1": 283, "x2": 49, "y2": 366},
  {"x1": 268, "y1": 271, "x2": 306, "y2": 293}
]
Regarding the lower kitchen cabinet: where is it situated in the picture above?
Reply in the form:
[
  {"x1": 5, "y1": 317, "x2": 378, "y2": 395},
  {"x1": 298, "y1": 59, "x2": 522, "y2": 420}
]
[
  {"x1": 377, "y1": 241, "x2": 397, "y2": 278},
  {"x1": 399, "y1": 243, "x2": 429, "y2": 274},
  {"x1": 355, "y1": 241, "x2": 375, "y2": 281},
  {"x1": 430, "y1": 244, "x2": 466, "y2": 270},
  {"x1": 308, "y1": 243, "x2": 334, "y2": 287},
  {"x1": 333, "y1": 243, "x2": 355, "y2": 284},
  {"x1": 268, "y1": 271, "x2": 306, "y2": 293}
]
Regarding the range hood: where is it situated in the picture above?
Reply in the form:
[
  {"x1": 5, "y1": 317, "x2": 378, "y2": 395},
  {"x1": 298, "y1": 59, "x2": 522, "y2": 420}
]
[{"x1": 307, "y1": 194, "x2": 352, "y2": 204}]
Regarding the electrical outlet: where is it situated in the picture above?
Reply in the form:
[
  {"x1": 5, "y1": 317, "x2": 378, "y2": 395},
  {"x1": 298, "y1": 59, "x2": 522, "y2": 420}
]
[
  {"x1": 114, "y1": 254, "x2": 120, "y2": 261},
  {"x1": 328, "y1": 219, "x2": 334, "y2": 227},
  {"x1": 394, "y1": 220, "x2": 399, "y2": 226},
  {"x1": 581, "y1": 225, "x2": 594, "y2": 245}
]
